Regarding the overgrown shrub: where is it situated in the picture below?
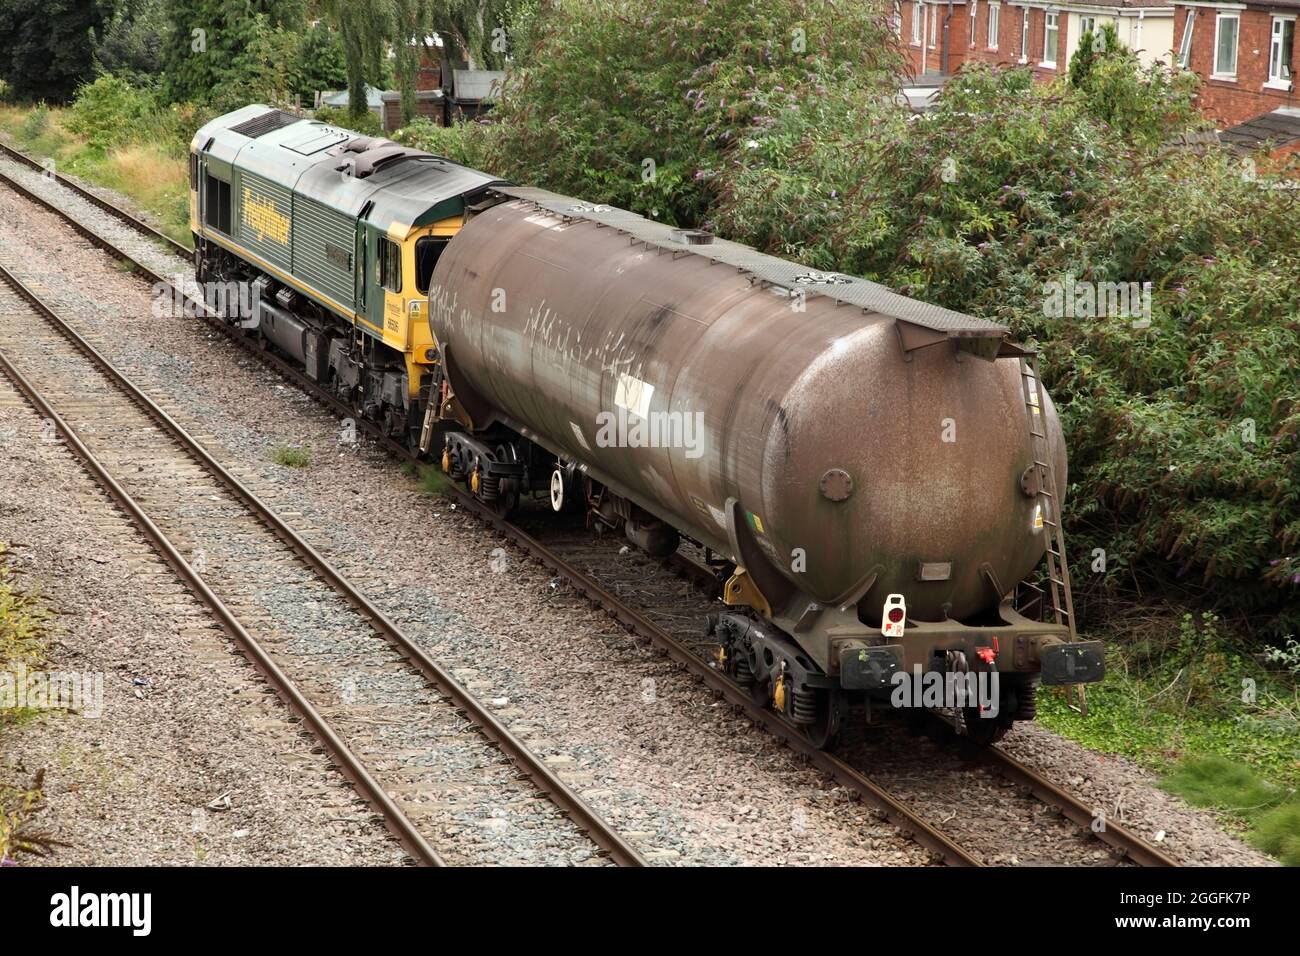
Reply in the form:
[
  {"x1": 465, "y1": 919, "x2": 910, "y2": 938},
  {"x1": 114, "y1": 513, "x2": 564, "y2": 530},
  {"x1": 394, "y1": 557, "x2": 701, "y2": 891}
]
[
  {"x1": 1162, "y1": 756, "x2": 1300, "y2": 865},
  {"x1": 20, "y1": 104, "x2": 49, "y2": 141},
  {"x1": 393, "y1": 118, "x2": 493, "y2": 168},
  {"x1": 313, "y1": 105, "x2": 384, "y2": 137},
  {"x1": 481, "y1": 0, "x2": 905, "y2": 225},
  {"x1": 66, "y1": 75, "x2": 158, "y2": 151}
]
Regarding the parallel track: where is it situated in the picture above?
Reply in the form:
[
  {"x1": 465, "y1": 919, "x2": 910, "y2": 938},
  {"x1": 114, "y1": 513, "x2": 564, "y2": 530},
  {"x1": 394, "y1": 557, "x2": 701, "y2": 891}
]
[
  {"x1": 0, "y1": 141, "x2": 192, "y2": 258},
  {"x1": 0, "y1": 259, "x2": 644, "y2": 868},
  {"x1": 0, "y1": 148, "x2": 1178, "y2": 867}
]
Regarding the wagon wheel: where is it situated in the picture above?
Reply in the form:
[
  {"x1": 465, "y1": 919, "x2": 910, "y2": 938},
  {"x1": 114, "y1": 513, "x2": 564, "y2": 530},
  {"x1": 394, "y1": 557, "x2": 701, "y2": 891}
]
[
  {"x1": 961, "y1": 687, "x2": 1016, "y2": 745},
  {"x1": 803, "y1": 689, "x2": 843, "y2": 750}
]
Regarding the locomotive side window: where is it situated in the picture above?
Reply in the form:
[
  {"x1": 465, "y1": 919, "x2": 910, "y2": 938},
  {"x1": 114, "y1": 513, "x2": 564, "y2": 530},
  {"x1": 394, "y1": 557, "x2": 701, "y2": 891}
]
[
  {"x1": 377, "y1": 237, "x2": 402, "y2": 293},
  {"x1": 415, "y1": 237, "x2": 448, "y2": 294},
  {"x1": 203, "y1": 173, "x2": 231, "y2": 234}
]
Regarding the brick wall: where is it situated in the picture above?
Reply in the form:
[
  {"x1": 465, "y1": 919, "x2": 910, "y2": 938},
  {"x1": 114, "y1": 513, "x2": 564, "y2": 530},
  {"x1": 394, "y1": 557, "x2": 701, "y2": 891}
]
[
  {"x1": 898, "y1": 2, "x2": 976, "y2": 74},
  {"x1": 1176, "y1": 5, "x2": 1299, "y2": 127},
  {"x1": 901, "y1": 3, "x2": 1069, "y2": 76},
  {"x1": 964, "y1": 2, "x2": 1023, "y2": 68},
  {"x1": 380, "y1": 91, "x2": 446, "y2": 132}
]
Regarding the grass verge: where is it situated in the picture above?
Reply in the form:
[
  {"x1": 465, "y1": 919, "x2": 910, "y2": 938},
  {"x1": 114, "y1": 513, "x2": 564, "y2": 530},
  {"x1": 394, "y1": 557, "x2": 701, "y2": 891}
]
[
  {"x1": 0, "y1": 543, "x2": 56, "y2": 862},
  {"x1": 1036, "y1": 610, "x2": 1299, "y2": 863},
  {"x1": 0, "y1": 103, "x2": 191, "y2": 249}
]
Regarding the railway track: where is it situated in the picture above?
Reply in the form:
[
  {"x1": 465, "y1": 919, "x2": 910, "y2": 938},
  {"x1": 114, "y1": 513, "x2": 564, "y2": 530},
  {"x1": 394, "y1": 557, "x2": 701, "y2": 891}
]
[
  {"x1": 0, "y1": 147, "x2": 1178, "y2": 867},
  {"x1": 528, "y1": 525, "x2": 1177, "y2": 867},
  {"x1": 0, "y1": 260, "x2": 644, "y2": 867},
  {"x1": 0, "y1": 140, "x2": 192, "y2": 259}
]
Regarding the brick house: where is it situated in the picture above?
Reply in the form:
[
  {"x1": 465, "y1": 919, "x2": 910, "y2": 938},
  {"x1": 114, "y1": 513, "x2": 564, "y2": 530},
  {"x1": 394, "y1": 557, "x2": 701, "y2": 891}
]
[
  {"x1": 1172, "y1": 2, "x2": 1298, "y2": 125},
  {"x1": 898, "y1": 1, "x2": 1175, "y2": 78}
]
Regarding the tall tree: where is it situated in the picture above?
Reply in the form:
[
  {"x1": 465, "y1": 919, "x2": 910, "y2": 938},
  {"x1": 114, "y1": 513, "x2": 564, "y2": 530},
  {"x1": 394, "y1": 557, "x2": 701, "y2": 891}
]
[
  {"x1": 159, "y1": 0, "x2": 304, "y2": 104},
  {"x1": 295, "y1": 19, "x2": 349, "y2": 106},
  {"x1": 320, "y1": 0, "x2": 518, "y2": 121},
  {"x1": 97, "y1": 0, "x2": 166, "y2": 84},
  {"x1": 317, "y1": 0, "x2": 392, "y2": 119},
  {"x1": 0, "y1": 0, "x2": 115, "y2": 102}
]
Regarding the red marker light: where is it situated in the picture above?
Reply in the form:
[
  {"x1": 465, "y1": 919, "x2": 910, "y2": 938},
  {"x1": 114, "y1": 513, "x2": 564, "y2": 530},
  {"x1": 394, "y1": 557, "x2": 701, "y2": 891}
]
[
  {"x1": 887, "y1": 607, "x2": 905, "y2": 624},
  {"x1": 975, "y1": 646, "x2": 996, "y2": 665}
]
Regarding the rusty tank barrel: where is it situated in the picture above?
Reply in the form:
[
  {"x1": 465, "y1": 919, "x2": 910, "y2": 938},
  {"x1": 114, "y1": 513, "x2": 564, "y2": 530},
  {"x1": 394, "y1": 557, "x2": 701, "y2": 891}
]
[{"x1": 428, "y1": 189, "x2": 1066, "y2": 624}]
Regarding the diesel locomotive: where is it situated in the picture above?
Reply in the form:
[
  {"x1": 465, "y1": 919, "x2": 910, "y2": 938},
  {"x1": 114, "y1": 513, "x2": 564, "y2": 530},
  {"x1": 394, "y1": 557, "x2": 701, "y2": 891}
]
[{"x1": 190, "y1": 105, "x2": 1105, "y2": 748}]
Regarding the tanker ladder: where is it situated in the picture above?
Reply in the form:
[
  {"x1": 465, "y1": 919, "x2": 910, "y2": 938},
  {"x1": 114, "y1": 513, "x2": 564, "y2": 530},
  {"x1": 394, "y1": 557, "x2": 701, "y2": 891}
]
[{"x1": 1018, "y1": 353, "x2": 1085, "y2": 715}]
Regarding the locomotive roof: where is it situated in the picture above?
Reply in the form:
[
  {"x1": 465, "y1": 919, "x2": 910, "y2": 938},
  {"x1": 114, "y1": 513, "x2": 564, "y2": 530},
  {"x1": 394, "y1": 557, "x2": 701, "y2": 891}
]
[
  {"x1": 494, "y1": 185, "x2": 1009, "y2": 352},
  {"x1": 193, "y1": 105, "x2": 506, "y2": 235}
]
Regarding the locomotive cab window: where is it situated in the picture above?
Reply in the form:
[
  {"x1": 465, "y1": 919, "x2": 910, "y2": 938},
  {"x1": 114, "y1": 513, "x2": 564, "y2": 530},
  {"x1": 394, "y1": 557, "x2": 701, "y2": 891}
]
[
  {"x1": 203, "y1": 172, "x2": 231, "y2": 234},
  {"x1": 415, "y1": 237, "x2": 448, "y2": 294},
  {"x1": 377, "y1": 237, "x2": 401, "y2": 293}
]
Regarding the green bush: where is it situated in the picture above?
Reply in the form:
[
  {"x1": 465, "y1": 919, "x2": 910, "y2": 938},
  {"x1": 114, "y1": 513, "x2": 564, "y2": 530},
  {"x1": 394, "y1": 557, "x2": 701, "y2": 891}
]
[
  {"x1": 393, "y1": 118, "x2": 492, "y2": 168},
  {"x1": 1163, "y1": 755, "x2": 1288, "y2": 813},
  {"x1": 20, "y1": 104, "x2": 48, "y2": 140},
  {"x1": 313, "y1": 105, "x2": 384, "y2": 137},
  {"x1": 1071, "y1": 29, "x2": 1201, "y2": 149},
  {"x1": 66, "y1": 75, "x2": 157, "y2": 151},
  {"x1": 1162, "y1": 756, "x2": 1300, "y2": 865},
  {"x1": 1252, "y1": 802, "x2": 1300, "y2": 866},
  {"x1": 481, "y1": 0, "x2": 905, "y2": 226}
]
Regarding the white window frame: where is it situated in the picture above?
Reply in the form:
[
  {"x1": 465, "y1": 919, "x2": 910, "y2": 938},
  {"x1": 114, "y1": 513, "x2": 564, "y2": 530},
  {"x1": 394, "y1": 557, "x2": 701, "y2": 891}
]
[
  {"x1": 1020, "y1": 7, "x2": 1029, "y2": 63},
  {"x1": 893, "y1": 0, "x2": 903, "y2": 38},
  {"x1": 1267, "y1": 15, "x2": 1295, "y2": 89},
  {"x1": 929, "y1": 3, "x2": 939, "y2": 48},
  {"x1": 912, "y1": 1, "x2": 923, "y2": 44},
  {"x1": 1080, "y1": 15, "x2": 1096, "y2": 37},
  {"x1": 988, "y1": 2, "x2": 1000, "y2": 49},
  {"x1": 1041, "y1": 11, "x2": 1059, "y2": 67},
  {"x1": 969, "y1": 0, "x2": 978, "y2": 48},
  {"x1": 1178, "y1": 10, "x2": 1196, "y2": 69},
  {"x1": 1213, "y1": 11, "x2": 1239, "y2": 80}
]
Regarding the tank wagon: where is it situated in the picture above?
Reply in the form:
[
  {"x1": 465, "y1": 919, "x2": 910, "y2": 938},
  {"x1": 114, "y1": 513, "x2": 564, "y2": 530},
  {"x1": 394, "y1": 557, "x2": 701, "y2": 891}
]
[{"x1": 190, "y1": 106, "x2": 1104, "y2": 748}]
